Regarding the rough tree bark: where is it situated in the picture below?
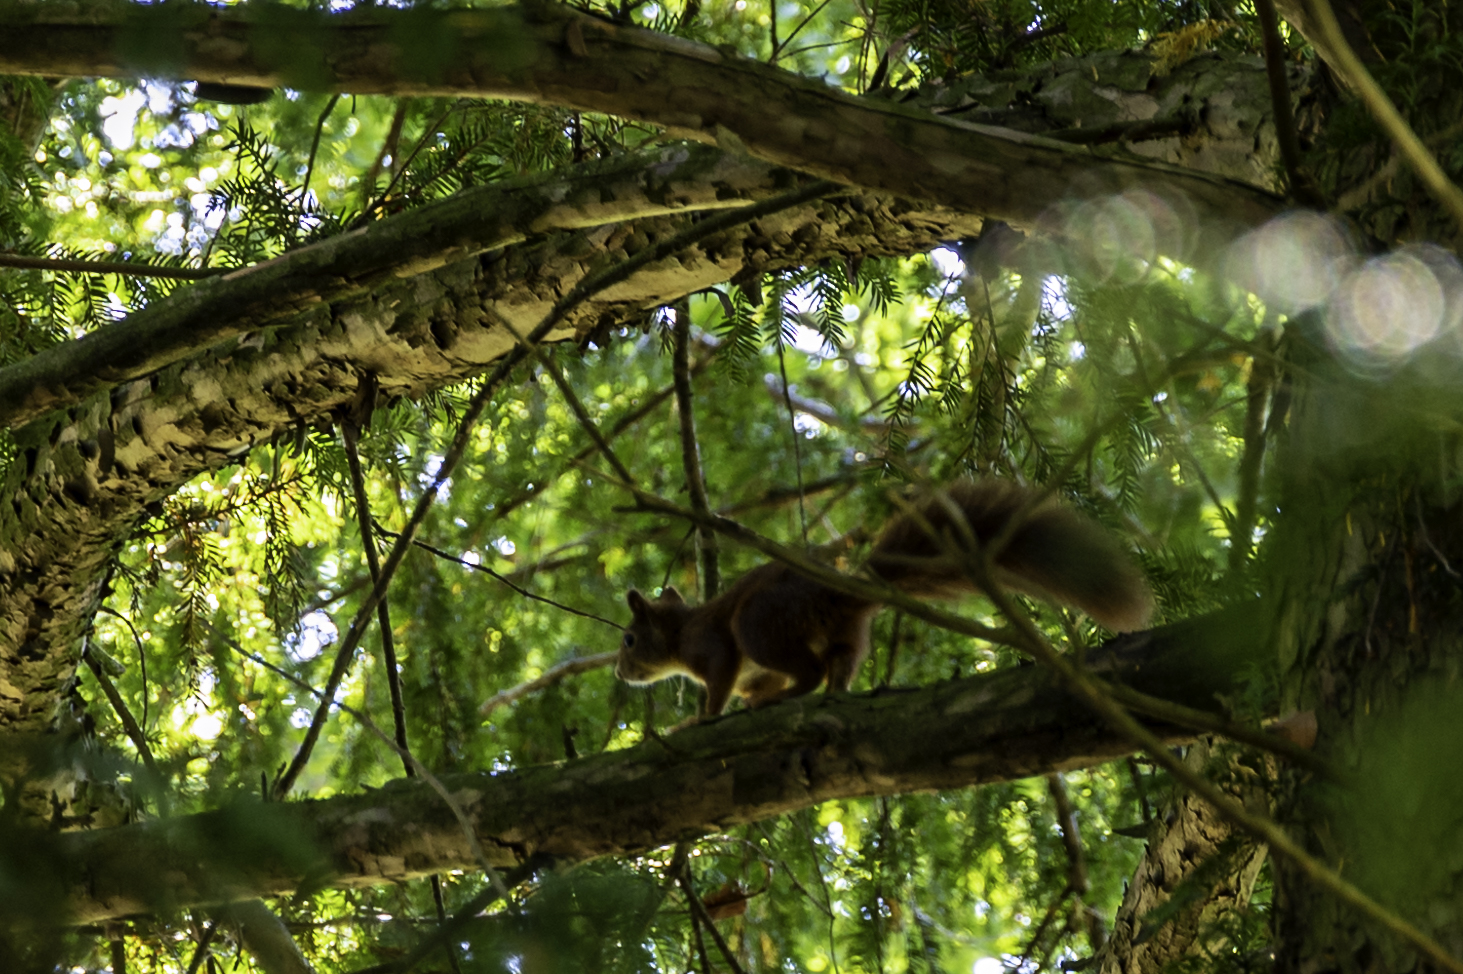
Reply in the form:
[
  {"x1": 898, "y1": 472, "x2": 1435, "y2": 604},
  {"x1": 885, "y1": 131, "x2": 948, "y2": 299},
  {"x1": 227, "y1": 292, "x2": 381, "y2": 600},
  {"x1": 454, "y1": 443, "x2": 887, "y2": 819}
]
[
  {"x1": 27, "y1": 612, "x2": 1264, "y2": 924},
  {"x1": 0, "y1": 2, "x2": 1281, "y2": 233},
  {"x1": 1096, "y1": 740, "x2": 1270, "y2": 974}
]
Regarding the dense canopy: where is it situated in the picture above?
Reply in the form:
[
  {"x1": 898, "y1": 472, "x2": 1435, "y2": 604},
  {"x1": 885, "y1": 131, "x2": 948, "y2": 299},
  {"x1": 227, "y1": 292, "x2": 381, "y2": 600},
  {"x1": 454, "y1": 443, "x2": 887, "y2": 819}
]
[{"x1": 2, "y1": 0, "x2": 1463, "y2": 973}]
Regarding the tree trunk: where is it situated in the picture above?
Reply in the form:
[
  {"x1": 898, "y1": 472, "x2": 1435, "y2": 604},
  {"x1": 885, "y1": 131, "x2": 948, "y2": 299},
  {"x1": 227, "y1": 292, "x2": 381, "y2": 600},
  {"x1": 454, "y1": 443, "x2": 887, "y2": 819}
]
[
  {"x1": 1097, "y1": 740, "x2": 1269, "y2": 974},
  {"x1": 1267, "y1": 331, "x2": 1463, "y2": 972}
]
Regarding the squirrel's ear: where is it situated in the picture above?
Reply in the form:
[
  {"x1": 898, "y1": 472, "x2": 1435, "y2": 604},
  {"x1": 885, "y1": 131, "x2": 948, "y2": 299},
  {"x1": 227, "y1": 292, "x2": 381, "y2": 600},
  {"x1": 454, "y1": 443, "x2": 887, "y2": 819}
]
[
  {"x1": 661, "y1": 586, "x2": 685, "y2": 605},
  {"x1": 627, "y1": 589, "x2": 650, "y2": 618}
]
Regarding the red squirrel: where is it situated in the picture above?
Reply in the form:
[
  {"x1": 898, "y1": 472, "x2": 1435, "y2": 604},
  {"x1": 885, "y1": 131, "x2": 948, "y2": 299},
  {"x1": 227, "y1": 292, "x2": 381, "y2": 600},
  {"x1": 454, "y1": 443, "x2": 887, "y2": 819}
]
[{"x1": 615, "y1": 481, "x2": 1153, "y2": 716}]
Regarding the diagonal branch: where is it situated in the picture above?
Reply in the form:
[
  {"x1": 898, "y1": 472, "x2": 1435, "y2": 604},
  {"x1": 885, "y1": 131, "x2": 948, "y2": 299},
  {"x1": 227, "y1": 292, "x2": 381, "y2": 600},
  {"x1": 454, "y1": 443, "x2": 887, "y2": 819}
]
[
  {"x1": 0, "y1": 144, "x2": 778, "y2": 429},
  {"x1": 0, "y1": 1, "x2": 1282, "y2": 243}
]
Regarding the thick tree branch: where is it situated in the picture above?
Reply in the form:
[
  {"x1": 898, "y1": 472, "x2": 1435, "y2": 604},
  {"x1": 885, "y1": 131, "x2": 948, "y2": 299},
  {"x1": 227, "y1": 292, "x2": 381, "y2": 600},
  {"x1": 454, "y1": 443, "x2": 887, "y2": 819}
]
[
  {"x1": 0, "y1": 1, "x2": 1281, "y2": 238},
  {"x1": 0, "y1": 144, "x2": 781, "y2": 429},
  {"x1": 44, "y1": 609, "x2": 1266, "y2": 924}
]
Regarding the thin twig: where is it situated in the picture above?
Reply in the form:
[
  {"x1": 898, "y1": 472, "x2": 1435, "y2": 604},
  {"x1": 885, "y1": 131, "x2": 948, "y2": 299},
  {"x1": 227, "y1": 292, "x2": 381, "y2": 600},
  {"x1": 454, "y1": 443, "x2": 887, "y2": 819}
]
[
  {"x1": 1228, "y1": 329, "x2": 1276, "y2": 576},
  {"x1": 775, "y1": 338, "x2": 811, "y2": 545},
  {"x1": 491, "y1": 346, "x2": 714, "y2": 522},
  {"x1": 349, "y1": 858, "x2": 544, "y2": 974},
  {"x1": 679, "y1": 849, "x2": 715, "y2": 974},
  {"x1": 183, "y1": 922, "x2": 217, "y2": 974},
  {"x1": 1017, "y1": 881, "x2": 1073, "y2": 971},
  {"x1": 377, "y1": 528, "x2": 621, "y2": 628},
  {"x1": 360, "y1": 101, "x2": 408, "y2": 213},
  {"x1": 496, "y1": 178, "x2": 840, "y2": 488},
  {"x1": 479, "y1": 652, "x2": 617, "y2": 716},
  {"x1": 1127, "y1": 757, "x2": 1152, "y2": 823},
  {"x1": 767, "y1": 0, "x2": 779, "y2": 61},
  {"x1": 771, "y1": 0, "x2": 836, "y2": 62},
  {"x1": 673, "y1": 307, "x2": 720, "y2": 599},
  {"x1": 1046, "y1": 773, "x2": 1089, "y2": 895},
  {"x1": 97, "y1": 605, "x2": 150, "y2": 731},
  {"x1": 81, "y1": 635, "x2": 169, "y2": 815},
  {"x1": 342, "y1": 419, "x2": 461, "y2": 974},
  {"x1": 341, "y1": 421, "x2": 413, "y2": 768},
  {"x1": 298, "y1": 94, "x2": 341, "y2": 235},
  {"x1": 352, "y1": 102, "x2": 457, "y2": 230},
  {"x1": 0, "y1": 252, "x2": 219, "y2": 279}
]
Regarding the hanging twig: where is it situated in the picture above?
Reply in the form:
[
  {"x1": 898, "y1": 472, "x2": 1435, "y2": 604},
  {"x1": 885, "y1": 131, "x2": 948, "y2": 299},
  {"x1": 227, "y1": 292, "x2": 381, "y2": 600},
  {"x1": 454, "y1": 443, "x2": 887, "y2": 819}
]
[
  {"x1": 796, "y1": 810, "x2": 842, "y2": 974},
  {"x1": 775, "y1": 338, "x2": 810, "y2": 545},
  {"x1": 1017, "y1": 881, "x2": 1073, "y2": 971},
  {"x1": 673, "y1": 304, "x2": 720, "y2": 599},
  {"x1": 81, "y1": 635, "x2": 168, "y2": 816},
  {"x1": 1047, "y1": 773, "x2": 1090, "y2": 897},
  {"x1": 107, "y1": 932, "x2": 128, "y2": 974},
  {"x1": 496, "y1": 178, "x2": 839, "y2": 491},
  {"x1": 677, "y1": 845, "x2": 715, "y2": 974},
  {"x1": 353, "y1": 102, "x2": 458, "y2": 229},
  {"x1": 1228, "y1": 329, "x2": 1277, "y2": 576},
  {"x1": 341, "y1": 420, "x2": 412, "y2": 768},
  {"x1": 183, "y1": 922, "x2": 217, "y2": 974},
  {"x1": 1126, "y1": 757, "x2": 1152, "y2": 824},
  {"x1": 349, "y1": 855, "x2": 548, "y2": 974},
  {"x1": 491, "y1": 346, "x2": 715, "y2": 522},
  {"x1": 341, "y1": 419, "x2": 461, "y2": 974},
  {"x1": 360, "y1": 101, "x2": 409, "y2": 214},
  {"x1": 97, "y1": 604, "x2": 151, "y2": 732},
  {"x1": 770, "y1": 0, "x2": 837, "y2": 63}
]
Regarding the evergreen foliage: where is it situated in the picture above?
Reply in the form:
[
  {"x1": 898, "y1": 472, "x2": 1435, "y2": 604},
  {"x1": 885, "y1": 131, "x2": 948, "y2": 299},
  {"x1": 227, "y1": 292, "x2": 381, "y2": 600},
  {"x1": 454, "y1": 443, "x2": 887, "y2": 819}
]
[{"x1": 4, "y1": 0, "x2": 1447, "y2": 970}]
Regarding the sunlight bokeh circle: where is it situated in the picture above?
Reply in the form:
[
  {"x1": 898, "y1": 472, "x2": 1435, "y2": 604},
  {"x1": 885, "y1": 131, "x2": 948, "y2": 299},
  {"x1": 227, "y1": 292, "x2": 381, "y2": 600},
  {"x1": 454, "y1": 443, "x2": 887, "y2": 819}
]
[
  {"x1": 1327, "y1": 250, "x2": 1449, "y2": 361},
  {"x1": 1228, "y1": 211, "x2": 1354, "y2": 315}
]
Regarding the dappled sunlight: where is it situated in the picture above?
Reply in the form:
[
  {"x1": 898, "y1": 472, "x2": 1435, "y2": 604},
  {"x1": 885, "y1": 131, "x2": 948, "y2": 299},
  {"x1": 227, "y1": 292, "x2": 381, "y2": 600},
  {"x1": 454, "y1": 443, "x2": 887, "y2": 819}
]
[{"x1": 1328, "y1": 245, "x2": 1463, "y2": 366}]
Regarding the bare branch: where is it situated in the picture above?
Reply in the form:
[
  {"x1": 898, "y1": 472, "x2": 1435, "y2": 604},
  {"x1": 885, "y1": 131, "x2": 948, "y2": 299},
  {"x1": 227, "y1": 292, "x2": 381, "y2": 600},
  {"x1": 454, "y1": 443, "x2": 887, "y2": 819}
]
[{"x1": 478, "y1": 653, "x2": 618, "y2": 717}]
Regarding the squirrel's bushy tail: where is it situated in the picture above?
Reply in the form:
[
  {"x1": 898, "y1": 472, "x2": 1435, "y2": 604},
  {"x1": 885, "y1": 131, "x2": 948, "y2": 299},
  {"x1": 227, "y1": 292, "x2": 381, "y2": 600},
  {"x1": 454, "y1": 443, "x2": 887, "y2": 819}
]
[{"x1": 866, "y1": 481, "x2": 1153, "y2": 632}]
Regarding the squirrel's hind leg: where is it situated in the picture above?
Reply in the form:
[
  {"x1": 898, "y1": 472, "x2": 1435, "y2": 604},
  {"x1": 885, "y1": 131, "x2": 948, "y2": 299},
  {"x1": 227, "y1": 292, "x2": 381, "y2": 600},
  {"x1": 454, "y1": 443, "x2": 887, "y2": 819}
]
[
  {"x1": 732, "y1": 603, "x2": 828, "y2": 704},
  {"x1": 824, "y1": 610, "x2": 875, "y2": 692}
]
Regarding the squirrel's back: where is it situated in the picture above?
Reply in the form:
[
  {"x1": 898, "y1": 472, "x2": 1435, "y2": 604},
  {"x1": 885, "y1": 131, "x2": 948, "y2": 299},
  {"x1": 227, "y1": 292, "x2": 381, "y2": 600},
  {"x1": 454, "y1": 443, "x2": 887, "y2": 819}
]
[
  {"x1": 616, "y1": 479, "x2": 1154, "y2": 716},
  {"x1": 866, "y1": 481, "x2": 1152, "y2": 632}
]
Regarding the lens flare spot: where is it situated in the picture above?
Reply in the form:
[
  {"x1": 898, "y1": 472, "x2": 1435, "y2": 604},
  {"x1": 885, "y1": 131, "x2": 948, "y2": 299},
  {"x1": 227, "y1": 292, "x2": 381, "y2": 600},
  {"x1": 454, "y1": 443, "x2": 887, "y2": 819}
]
[
  {"x1": 1230, "y1": 211, "x2": 1353, "y2": 314},
  {"x1": 1329, "y1": 251, "x2": 1446, "y2": 361}
]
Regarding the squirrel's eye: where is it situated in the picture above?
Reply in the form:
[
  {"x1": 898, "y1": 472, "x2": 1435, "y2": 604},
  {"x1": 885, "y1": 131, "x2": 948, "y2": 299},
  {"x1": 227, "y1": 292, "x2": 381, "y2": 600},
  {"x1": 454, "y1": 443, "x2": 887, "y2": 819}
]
[{"x1": 622, "y1": 632, "x2": 635, "y2": 648}]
